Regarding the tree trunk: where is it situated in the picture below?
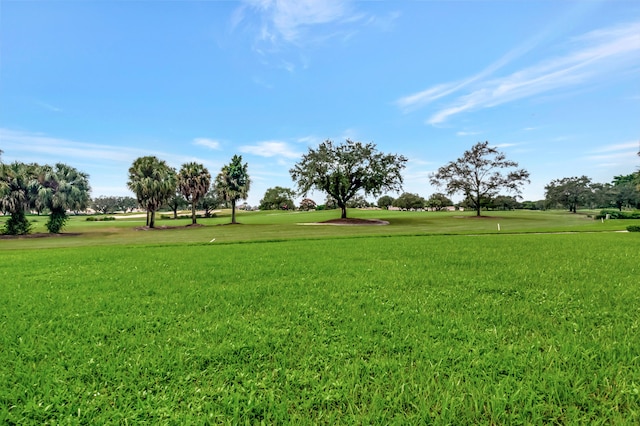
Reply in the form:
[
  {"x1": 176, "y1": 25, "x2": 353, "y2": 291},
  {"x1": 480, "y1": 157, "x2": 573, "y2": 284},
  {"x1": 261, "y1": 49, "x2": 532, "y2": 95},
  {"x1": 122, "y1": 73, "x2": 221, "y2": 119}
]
[
  {"x1": 146, "y1": 210, "x2": 150, "y2": 227},
  {"x1": 191, "y1": 204, "x2": 197, "y2": 224},
  {"x1": 341, "y1": 205, "x2": 347, "y2": 219},
  {"x1": 231, "y1": 199, "x2": 237, "y2": 224},
  {"x1": 149, "y1": 210, "x2": 156, "y2": 228}
]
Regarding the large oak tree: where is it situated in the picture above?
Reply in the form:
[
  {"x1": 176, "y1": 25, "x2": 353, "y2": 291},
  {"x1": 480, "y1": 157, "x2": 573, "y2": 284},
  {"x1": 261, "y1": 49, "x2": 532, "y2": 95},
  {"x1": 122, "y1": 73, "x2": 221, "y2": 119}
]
[
  {"x1": 290, "y1": 140, "x2": 407, "y2": 219},
  {"x1": 430, "y1": 141, "x2": 530, "y2": 217}
]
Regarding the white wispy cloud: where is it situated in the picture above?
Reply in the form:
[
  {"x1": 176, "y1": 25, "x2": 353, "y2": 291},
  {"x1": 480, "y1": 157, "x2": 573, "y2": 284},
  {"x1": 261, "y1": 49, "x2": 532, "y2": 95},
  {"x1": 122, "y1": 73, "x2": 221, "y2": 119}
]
[
  {"x1": 239, "y1": 140, "x2": 302, "y2": 159},
  {"x1": 456, "y1": 131, "x2": 481, "y2": 137},
  {"x1": 193, "y1": 138, "x2": 222, "y2": 150},
  {"x1": 398, "y1": 20, "x2": 640, "y2": 125},
  {"x1": 589, "y1": 141, "x2": 638, "y2": 153},
  {"x1": 239, "y1": 0, "x2": 355, "y2": 45}
]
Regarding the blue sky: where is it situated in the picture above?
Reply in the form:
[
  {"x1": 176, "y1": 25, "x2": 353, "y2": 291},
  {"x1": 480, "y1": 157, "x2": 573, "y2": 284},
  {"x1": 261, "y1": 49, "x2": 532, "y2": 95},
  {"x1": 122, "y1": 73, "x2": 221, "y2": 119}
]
[{"x1": 1, "y1": 0, "x2": 639, "y2": 206}]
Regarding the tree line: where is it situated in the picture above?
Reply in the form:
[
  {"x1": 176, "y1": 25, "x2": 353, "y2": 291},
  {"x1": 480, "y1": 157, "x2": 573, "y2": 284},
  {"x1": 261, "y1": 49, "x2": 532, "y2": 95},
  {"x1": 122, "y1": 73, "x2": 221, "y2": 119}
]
[{"x1": 2, "y1": 141, "x2": 639, "y2": 235}]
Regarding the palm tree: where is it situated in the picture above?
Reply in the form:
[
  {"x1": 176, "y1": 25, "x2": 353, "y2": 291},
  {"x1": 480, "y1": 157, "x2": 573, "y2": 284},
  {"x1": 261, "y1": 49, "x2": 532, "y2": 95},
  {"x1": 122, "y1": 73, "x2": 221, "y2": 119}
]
[
  {"x1": 215, "y1": 155, "x2": 250, "y2": 224},
  {"x1": 0, "y1": 162, "x2": 38, "y2": 235},
  {"x1": 37, "y1": 163, "x2": 91, "y2": 233},
  {"x1": 127, "y1": 156, "x2": 177, "y2": 228},
  {"x1": 178, "y1": 162, "x2": 211, "y2": 225}
]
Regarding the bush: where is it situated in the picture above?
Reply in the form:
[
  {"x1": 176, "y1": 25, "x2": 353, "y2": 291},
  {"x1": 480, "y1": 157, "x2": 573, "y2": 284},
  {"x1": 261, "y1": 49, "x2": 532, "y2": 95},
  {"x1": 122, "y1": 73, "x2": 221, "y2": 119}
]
[
  {"x1": 595, "y1": 209, "x2": 640, "y2": 220},
  {"x1": 627, "y1": 225, "x2": 640, "y2": 232},
  {"x1": 86, "y1": 216, "x2": 116, "y2": 222}
]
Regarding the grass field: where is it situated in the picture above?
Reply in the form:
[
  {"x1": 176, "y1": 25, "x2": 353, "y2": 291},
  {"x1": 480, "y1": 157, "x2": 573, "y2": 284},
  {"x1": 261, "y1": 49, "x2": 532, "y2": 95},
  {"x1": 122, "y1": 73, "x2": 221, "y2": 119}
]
[{"x1": 1, "y1": 209, "x2": 639, "y2": 423}]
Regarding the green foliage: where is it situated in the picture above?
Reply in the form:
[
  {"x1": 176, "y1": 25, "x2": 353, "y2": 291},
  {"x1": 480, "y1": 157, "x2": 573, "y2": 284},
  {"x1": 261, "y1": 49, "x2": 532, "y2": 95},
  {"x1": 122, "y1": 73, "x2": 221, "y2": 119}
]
[
  {"x1": 595, "y1": 209, "x2": 640, "y2": 219},
  {"x1": 45, "y1": 208, "x2": 68, "y2": 233},
  {"x1": 178, "y1": 162, "x2": 211, "y2": 225},
  {"x1": 37, "y1": 163, "x2": 91, "y2": 233},
  {"x1": 431, "y1": 141, "x2": 530, "y2": 216},
  {"x1": 127, "y1": 156, "x2": 177, "y2": 228},
  {"x1": 545, "y1": 176, "x2": 593, "y2": 213},
  {"x1": 2, "y1": 210, "x2": 32, "y2": 235},
  {"x1": 393, "y1": 192, "x2": 425, "y2": 209},
  {"x1": 425, "y1": 192, "x2": 452, "y2": 211},
  {"x1": 627, "y1": 225, "x2": 640, "y2": 232},
  {"x1": 377, "y1": 195, "x2": 395, "y2": 209},
  {"x1": 259, "y1": 186, "x2": 295, "y2": 210},
  {"x1": 290, "y1": 140, "x2": 407, "y2": 219},
  {"x1": 215, "y1": 155, "x2": 250, "y2": 224},
  {"x1": 86, "y1": 216, "x2": 116, "y2": 222},
  {"x1": 1, "y1": 233, "x2": 639, "y2": 423}
]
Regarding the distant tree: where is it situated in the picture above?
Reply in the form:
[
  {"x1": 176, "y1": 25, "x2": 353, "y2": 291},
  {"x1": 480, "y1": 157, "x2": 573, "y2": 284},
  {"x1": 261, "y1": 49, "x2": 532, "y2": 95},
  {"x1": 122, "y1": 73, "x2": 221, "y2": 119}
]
[
  {"x1": 425, "y1": 192, "x2": 453, "y2": 211},
  {"x1": 178, "y1": 162, "x2": 211, "y2": 224},
  {"x1": 377, "y1": 195, "x2": 395, "y2": 209},
  {"x1": 393, "y1": 192, "x2": 425, "y2": 210},
  {"x1": 299, "y1": 198, "x2": 317, "y2": 211},
  {"x1": 323, "y1": 195, "x2": 338, "y2": 210},
  {"x1": 544, "y1": 176, "x2": 593, "y2": 213},
  {"x1": 259, "y1": 186, "x2": 296, "y2": 210},
  {"x1": 127, "y1": 156, "x2": 177, "y2": 228},
  {"x1": 611, "y1": 174, "x2": 640, "y2": 210},
  {"x1": 290, "y1": 140, "x2": 407, "y2": 219},
  {"x1": 430, "y1": 141, "x2": 530, "y2": 217},
  {"x1": 490, "y1": 195, "x2": 520, "y2": 210},
  {"x1": 0, "y1": 162, "x2": 38, "y2": 235},
  {"x1": 166, "y1": 193, "x2": 188, "y2": 219},
  {"x1": 91, "y1": 195, "x2": 120, "y2": 214},
  {"x1": 118, "y1": 196, "x2": 138, "y2": 213},
  {"x1": 346, "y1": 195, "x2": 370, "y2": 208},
  {"x1": 198, "y1": 190, "x2": 221, "y2": 218},
  {"x1": 37, "y1": 163, "x2": 91, "y2": 233},
  {"x1": 215, "y1": 155, "x2": 250, "y2": 224}
]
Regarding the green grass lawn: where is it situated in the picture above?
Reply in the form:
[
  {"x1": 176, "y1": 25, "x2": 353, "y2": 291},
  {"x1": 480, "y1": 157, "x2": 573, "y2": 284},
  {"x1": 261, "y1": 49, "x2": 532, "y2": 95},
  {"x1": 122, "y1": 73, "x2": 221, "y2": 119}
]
[{"x1": 1, "y1": 209, "x2": 639, "y2": 423}]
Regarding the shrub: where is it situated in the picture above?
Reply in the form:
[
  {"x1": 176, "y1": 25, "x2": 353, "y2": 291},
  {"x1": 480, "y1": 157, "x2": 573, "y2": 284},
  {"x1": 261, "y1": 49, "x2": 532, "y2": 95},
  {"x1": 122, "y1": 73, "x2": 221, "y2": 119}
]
[
  {"x1": 595, "y1": 209, "x2": 640, "y2": 220},
  {"x1": 86, "y1": 216, "x2": 116, "y2": 222},
  {"x1": 627, "y1": 225, "x2": 640, "y2": 232}
]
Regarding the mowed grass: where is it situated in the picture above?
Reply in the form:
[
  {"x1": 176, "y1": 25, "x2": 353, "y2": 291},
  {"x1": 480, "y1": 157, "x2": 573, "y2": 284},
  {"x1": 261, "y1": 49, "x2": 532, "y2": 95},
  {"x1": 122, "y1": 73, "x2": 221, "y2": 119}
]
[
  {"x1": 1, "y1": 226, "x2": 639, "y2": 423},
  {"x1": 1, "y1": 208, "x2": 637, "y2": 250}
]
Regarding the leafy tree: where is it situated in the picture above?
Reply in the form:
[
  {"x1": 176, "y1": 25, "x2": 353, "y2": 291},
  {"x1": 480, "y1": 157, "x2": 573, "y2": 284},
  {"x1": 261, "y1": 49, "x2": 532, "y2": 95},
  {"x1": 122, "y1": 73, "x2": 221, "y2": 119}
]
[
  {"x1": 425, "y1": 193, "x2": 452, "y2": 211},
  {"x1": 377, "y1": 195, "x2": 395, "y2": 209},
  {"x1": 0, "y1": 162, "x2": 38, "y2": 235},
  {"x1": 323, "y1": 195, "x2": 338, "y2": 210},
  {"x1": 167, "y1": 193, "x2": 188, "y2": 219},
  {"x1": 178, "y1": 162, "x2": 211, "y2": 224},
  {"x1": 91, "y1": 195, "x2": 120, "y2": 214},
  {"x1": 346, "y1": 195, "x2": 370, "y2": 208},
  {"x1": 544, "y1": 176, "x2": 593, "y2": 213},
  {"x1": 299, "y1": 198, "x2": 317, "y2": 211},
  {"x1": 430, "y1": 141, "x2": 530, "y2": 217},
  {"x1": 198, "y1": 190, "x2": 221, "y2": 218},
  {"x1": 611, "y1": 174, "x2": 640, "y2": 210},
  {"x1": 290, "y1": 140, "x2": 407, "y2": 219},
  {"x1": 490, "y1": 195, "x2": 520, "y2": 210},
  {"x1": 259, "y1": 186, "x2": 295, "y2": 210},
  {"x1": 393, "y1": 192, "x2": 425, "y2": 210},
  {"x1": 215, "y1": 155, "x2": 250, "y2": 224},
  {"x1": 37, "y1": 163, "x2": 91, "y2": 233},
  {"x1": 118, "y1": 196, "x2": 138, "y2": 213},
  {"x1": 127, "y1": 156, "x2": 177, "y2": 228}
]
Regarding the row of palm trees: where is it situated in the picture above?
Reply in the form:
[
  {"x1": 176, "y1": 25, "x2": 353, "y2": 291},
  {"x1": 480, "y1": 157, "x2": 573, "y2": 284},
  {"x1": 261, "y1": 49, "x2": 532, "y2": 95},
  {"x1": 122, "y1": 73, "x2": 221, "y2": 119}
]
[
  {"x1": 0, "y1": 158, "x2": 91, "y2": 234},
  {"x1": 126, "y1": 154, "x2": 250, "y2": 228}
]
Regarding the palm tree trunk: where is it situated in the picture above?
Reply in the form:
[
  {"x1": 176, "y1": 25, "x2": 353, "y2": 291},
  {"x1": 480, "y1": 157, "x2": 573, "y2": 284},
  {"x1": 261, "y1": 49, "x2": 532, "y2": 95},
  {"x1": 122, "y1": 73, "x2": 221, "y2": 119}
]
[
  {"x1": 191, "y1": 204, "x2": 197, "y2": 224},
  {"x1": 231, "y1": 199, "x2": 237, "y2": 224},
  {"x1": 149, "y1": 210, "x2": 156, "y2": 228}
]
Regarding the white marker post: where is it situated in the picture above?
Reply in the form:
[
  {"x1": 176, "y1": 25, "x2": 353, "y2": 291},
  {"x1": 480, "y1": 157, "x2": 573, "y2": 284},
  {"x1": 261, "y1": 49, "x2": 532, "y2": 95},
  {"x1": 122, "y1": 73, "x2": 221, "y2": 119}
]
[{"x1": 497, "y1": 223, "x2": 501, "y2": 231}]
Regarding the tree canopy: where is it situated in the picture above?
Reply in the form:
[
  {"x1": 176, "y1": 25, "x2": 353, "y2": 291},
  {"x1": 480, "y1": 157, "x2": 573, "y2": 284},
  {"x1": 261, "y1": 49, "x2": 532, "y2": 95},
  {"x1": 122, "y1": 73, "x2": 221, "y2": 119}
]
[
  {"x1": 393, "y1": 192, "x2": 425, "y2": 210},
  {"x1": 290, "y1": 140, "x2": 407, "y2": 219},
  {"x1": 37, "y1": 163, "x2": 91, "y2": 233},
  {"x1": 430, "y1": 141, "x2": 530, "y2": 216},
  {"x1": 544, "y1": 176, "x2": 593, "y2": 213},
  {"x1": 127, "y1": 156, "x2": 177, "y2": 228},
  {"x1": 0, "y1": 161, "x2": 38, "y2": 235},
  {"x1": 425, "y1": 193, "x2": 453, "y2": 211},
  {"x1": 259, "y1": 186, "x2": 295, "y2": 210},
  {"x1": 178, "y1": 162, "x2": 211, "y2": 224},
  {"x1": 215, "y1": 155, "x2": 250, "y2": 224}
]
